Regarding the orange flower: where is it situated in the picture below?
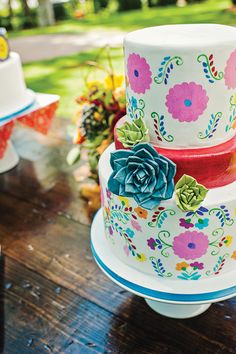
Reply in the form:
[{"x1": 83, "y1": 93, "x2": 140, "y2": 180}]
[
  {"x1": 96, "y1": 139, "x2": 110, "y2": 155},
  {"x1": 134, "y1": 206, "x2": 148, "y2": 219},
  {"x1": 233, "y1": 119, "x2": 236, "y2": 129},
  {"x1": 176, "y1": 262, "x2": 189, "y2": 271},
  {"x1": 73, "y1": 129, "x2": 85, "y2": 144},
  {"x1": 231, "y1": 250, "x2": 236, "y2": 260}
]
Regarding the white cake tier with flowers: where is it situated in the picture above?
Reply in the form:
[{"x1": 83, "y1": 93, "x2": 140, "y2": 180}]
[
  {"x1": 124, "y1": 24, "x2": 236, "y2": 148},
  {"x1": 0, "y1": 29, "x2": 35, "y2": 119},
  {"x1": 100, "y1": 144, "x2": 236, "y2": 281}
]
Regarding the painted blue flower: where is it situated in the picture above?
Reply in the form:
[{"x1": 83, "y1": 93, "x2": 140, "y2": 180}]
[
  {"x1": 125, "y1": 228, "x2": 135, "y2": 238},
  {"x1": 131, "y1": 96, "x2": 137, "y2": 108},
  {"x1": 108, "y1": 143, "x2": 176, "y2": 210},
  {"x1": 195, "y1": 218, "x2": 209, "y2": 230}
]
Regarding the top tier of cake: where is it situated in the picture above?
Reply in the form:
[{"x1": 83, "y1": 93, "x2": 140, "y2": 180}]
[{"x1": 124, "y1": 24, "x2": 236, "y2": 148}]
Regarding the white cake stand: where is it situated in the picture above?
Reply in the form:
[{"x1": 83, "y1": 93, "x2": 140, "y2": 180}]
[
  {"x1": 91, "y1": 209, "x2": 236, "y2": 319},
  {"x1": 0, "y1": 141, "x2": 19, "y2": 174}
]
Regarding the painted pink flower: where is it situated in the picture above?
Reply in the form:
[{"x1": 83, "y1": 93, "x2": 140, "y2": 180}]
[
  {"x1": 123, "y1": 244, "x2": 129, "y2": 257},
  {"x1": 224, "y1": 49, "x2": 236, "y2": 89},
  {"x1": 166, "y1": 82, "x2": 209, "y2": 122},
  {"x1": 173, "y1": 231, "x2": 209, "y2": 260},
  {"x1": 127, "y1": 53, "x2": 152, "y2": 94},
  {"x1": 131, "y1": 219, "x2": 142, "y2": 232}
]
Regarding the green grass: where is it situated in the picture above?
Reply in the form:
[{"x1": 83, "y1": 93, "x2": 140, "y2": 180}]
[
  {"x1": 24, "y1": 47, "x2": 124, "y2": 118},
  {"x1": 20, "y1": 0, "x2": 236, "y2": 118},
  {"x1": 9, "y1": 0, "x2": 236, "y2": 37}
]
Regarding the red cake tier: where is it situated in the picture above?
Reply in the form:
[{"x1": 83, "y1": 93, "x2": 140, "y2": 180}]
[{"x1": 114, "y1": 120, "x2": 236, "y2": 189}]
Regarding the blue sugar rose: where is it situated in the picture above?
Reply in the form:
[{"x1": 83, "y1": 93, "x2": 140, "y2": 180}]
[{"x1": 108, "y1": 143, "x2": 176, "y2": 210}]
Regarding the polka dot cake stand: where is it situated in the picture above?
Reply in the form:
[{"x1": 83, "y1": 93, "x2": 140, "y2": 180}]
[
  {"x1": 0, "y1": 141, "x2": 19, "y2": 174},
  {"x1": 91, "y1": 209, "x2": 236, "y2": 319}
]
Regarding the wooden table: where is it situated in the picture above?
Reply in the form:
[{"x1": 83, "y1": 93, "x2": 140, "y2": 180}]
[{"x1": 0, "y1": 123, "x2": 236, "y2": 354}]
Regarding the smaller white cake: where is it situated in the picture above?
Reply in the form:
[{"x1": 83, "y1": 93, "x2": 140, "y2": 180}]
[{"x1": 0, "y1": 52, "x2": 34, "y2": 118}]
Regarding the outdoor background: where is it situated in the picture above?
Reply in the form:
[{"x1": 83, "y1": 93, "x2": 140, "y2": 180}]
[{"x1": 1, "y1": 0, "x2": 236, "y2": 119}]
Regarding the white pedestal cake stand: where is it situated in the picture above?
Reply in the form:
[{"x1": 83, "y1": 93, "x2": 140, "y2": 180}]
[
  {"x1": 0, "y1": 141, "x2": 19, "y2": 174},
  {"x1": 91, "y1": 209, "x2": 236, "y2": 319}
]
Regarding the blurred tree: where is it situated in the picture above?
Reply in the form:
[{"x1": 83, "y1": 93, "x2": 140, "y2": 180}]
[
  {"x1": 8, "y1": 0, "x2": 13, "y2": 19},
  {"x1": 158, "y1": 0, "x2": 176, "y2": 5},
  {"x1": 117, "y1": 0, "x2": 142, "y2": 11},
  {"x1": 21, "y1": 0, "x2": 31, "y2": 18},
  {"x1": 93, "y1": 0, "x2": 109, "y2": 13},
  {"x1": 38, "y1": 0, "x2": 55, "y2": 26},
  {"x1": 21, "y1": 0, "x2": 35, "y2": 28}
]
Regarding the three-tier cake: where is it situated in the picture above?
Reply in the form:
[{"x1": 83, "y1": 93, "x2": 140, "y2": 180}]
[{"x1": 99, "y1": 24, "x2": 236, "y2": 281}]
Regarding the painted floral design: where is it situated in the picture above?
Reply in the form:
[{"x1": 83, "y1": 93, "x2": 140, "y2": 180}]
[
  {"x1": 151, "y1": 112, "x2": 174, "y2": 143},
  {"x1": 131, "y1": 219, "x2": 142, "y2": 231},
  {"x1": 176, "y1": 261, "x2": 203, "y2": 280},
  {"x1": 173, "y1": 231, "x2": 209, "y2": 260},
  {"x1": 226, "y1": 95, "x2": 236, "y2": 132},
  {"x1": 103, "y1": 188, "x2": 235, "y2": 280},
  {"x1": 198, "y1": 112, "x2": 223, "y2": 139},
  {"x1": 231, "y1": 250, "x2": 236, "y2": 260},
  {"x1": 166, "y1": 82, "x2": 209, "y2": 122},
  {"x1": 127, "y1": 94, "x2": 145, "y2": 120},
  {"x1": 150, "y1": 256, "x2": 172, "y2": 278},
  {"x1": 179, "y1": 218, "x2": 194, "y2": 229},
  {"x1": 108, "y1": 143, "x2": 176, "y2": 210},
  {"x1": 127, "y1": 53, "x2": 152, "y2": 94},
  {"x1": 154, "y1": 55, "x2": 183, "y2": 85},
  {"x1": 175, "y1": 175, "x2": 208, "y2": 212},
  {"x1": 206, "y1": 254, "x2": 229, "y2": 276},
  {"x1": 195, "y1": 218, "x2": 209, "y2": 230},
  {"x1": 224, "y1": 49, "x2": 236, "y2": 89},
  {"x1": 197, "y1": 53, "x2": 223, "y2": 84},
  {"x1": 134, "y1": 206, "x2": 148, "y2": 219}
]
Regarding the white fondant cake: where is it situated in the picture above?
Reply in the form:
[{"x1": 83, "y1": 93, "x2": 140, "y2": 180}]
[
  {"x1": 99, "y1": 24, "x2": 236, "y2": 281},
  {"x1": 0, "y1": 52, "x2": 34, "y2": 118},
  {"x1": 124, "y1": 24, "x2": 236, "y2": 148}
]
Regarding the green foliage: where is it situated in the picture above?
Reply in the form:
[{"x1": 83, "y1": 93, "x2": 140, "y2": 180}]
[
  {"x1": 117, "y1": 0, "x2": 142, "y2": 11},
  {"x1": 53, "y1": 1, "x2": 71, "y2": 21},
  {"x1": 158, "y1": 0, "x2": 176, "y2": 6},
  {"x1": 0, "y1": 16, "x2": 13, "y2": 31}
]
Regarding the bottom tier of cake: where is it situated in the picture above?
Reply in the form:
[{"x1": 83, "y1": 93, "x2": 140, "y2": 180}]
[{"x1": 99, "y1": 144, "x2": 236, "y2": 280}]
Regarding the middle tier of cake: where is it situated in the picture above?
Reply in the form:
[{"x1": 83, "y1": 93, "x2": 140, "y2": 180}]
[
  {"x1": 99, "y1": 144, "x2": 236, "y2": 281},
  {"x1": 114, "y1": 116, "x2": 236, "y2": 189}
]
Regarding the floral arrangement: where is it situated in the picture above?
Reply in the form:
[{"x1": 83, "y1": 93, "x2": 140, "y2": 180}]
[
  {"x1": 67, "y1": 59, "x2": 126, "y2": 181},
  {"x1": 67, "y1": 54, "x2": 126, "y2": 216}
]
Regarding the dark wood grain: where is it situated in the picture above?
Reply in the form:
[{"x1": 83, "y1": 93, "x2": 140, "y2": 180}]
[{"x1": 0, "y1": 123, "x2": 236, "y2": 354}]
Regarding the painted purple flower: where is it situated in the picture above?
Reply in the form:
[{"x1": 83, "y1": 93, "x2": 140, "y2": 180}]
[
  {"x1": 131, "y1": 219, "x2": 142, "y2": 232},
  {"x1": 106, "y1": 188, "x2": 111, "y2": 200},
  {"x1": 166, "y1": 82, "x2": 209, "y2": 122},
  {"x1": 190, "y1": 261, "x2": 204, "y2": 270},
  {"x1": 173, "y1": 231, "x2": 209, "y2": 260},
  {"x1": 224, "y1": 49, "x2": 236, "y2": 89},
  {"x1": 147, "y1": 237, "x2": 156, "y2": 250},
  {"x1": 179, "y1": 218, "x2": 194, "y2": 229},
  {"x1": 108, "y1": 226, "x2": 113, "y2": 236},
  {"x1": 127, "y1": 53, "x2": 152, "y2": 94}
]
